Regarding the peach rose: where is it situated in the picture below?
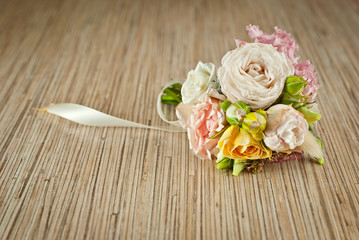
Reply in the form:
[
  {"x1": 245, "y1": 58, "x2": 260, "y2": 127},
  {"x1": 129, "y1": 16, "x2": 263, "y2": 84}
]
[
  {"x1": 182, "y1": 97, "x2": 225, "y2": 160},
  {"x1": 263, "y1": 104, "x2": 308, "y2": 152},
  {"x1": 218, "y1": 43, "x2": 294, "y2": 110}
]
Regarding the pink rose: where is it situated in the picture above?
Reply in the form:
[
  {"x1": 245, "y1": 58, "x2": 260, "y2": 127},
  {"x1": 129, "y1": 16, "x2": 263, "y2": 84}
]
[
  {"x1": 177, "y1": 97, "x2": 225, "y2": 159},
  {"x1": 264, "y1": 104, "x2": 308, "y2": 152}
]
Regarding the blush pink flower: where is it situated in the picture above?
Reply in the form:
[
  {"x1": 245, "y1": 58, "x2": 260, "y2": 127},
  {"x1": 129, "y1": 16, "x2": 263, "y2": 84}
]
[
  {"x1": 293, "y1": 60, "x2": 319, "y2": 96},
  {"x1": 246, "y1": 24, "x2": 299, "y2": 64},
  {"x1": 236, "y1": 25, "x2": 320, "y2": 98},
  {"x1": 186, "y1": 97, "x2": 225, "y2": 160}
]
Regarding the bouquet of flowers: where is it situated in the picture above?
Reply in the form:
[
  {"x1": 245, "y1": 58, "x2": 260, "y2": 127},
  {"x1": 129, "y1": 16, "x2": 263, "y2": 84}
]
[{"x1": 162, "y1": 25, "x2": 324, "y2": 175}]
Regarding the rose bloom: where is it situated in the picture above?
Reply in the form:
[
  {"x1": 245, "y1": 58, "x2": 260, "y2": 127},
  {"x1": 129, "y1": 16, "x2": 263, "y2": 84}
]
[
  {"x1": 218, "y1": 43, "x2": 294, "y2": 110},
  {"x1": 244, "y1": 25, "x2": 320, "y2": 100},
  {"x1": 181, "y1": 61, "x2": 223, "y2": 104},
  {"x1": 263, "y1": 104, "x2": 308, "y2": 152},
  {"x1": 218, "y1": 125, "x2": 271, "y2": 160},
  {"x1": 177, "y1": 97, "x2": 225, "y2": 160}
]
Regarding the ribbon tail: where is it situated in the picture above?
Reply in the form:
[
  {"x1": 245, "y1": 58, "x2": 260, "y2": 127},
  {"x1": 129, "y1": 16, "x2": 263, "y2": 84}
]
[
  {"x1": 38, "y1": 79, "x2": 186, "y2": 132},
  {"x1": 39, "y1": 103, "x2": 185, "y2": 133}
]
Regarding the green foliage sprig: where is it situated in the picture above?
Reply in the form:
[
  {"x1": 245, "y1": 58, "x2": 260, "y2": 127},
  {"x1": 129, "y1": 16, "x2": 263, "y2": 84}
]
[{"x1": 161, "y1": 83, "x2": 183, "y2": 105}]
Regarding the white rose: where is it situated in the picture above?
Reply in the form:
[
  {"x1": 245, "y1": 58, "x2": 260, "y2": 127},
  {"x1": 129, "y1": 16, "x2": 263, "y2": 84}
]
[
  {"x1": 181, "y1": 61, "x2": 221, "y2": 104},
  {"x1": 218, "y1": 43, "x2": 294, "y2": 110},
  {"x1": 263, "y1": 104, "x2": 308, "y2": 152}
]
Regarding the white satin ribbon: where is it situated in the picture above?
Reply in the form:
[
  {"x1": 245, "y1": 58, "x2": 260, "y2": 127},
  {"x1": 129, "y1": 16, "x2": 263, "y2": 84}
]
[{"x1": 39, "y1": 80, "x2": 186, "y2": 132}]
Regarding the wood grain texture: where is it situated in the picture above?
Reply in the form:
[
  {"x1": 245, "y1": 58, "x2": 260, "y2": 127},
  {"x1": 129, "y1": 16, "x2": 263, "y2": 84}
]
[{"x1": 0, "y1": 0, "x2": 358, "y2": 239}]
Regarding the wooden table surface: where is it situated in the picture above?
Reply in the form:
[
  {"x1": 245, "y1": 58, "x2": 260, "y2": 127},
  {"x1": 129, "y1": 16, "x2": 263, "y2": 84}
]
[{"x1": 1, "y1": 0, "x2": 358, "y2": 239}]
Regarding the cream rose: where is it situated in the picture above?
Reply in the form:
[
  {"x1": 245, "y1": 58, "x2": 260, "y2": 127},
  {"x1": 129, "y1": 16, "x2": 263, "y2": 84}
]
[
  {"x1": 181, "y1": 61, "x2": 223, "y2": 104},
  {"x1": 263, "y1": 104, "x2": 308, "y2": 152},
  {"x1": 218, "y1": 43, "x2": 294, "y2": 110}
]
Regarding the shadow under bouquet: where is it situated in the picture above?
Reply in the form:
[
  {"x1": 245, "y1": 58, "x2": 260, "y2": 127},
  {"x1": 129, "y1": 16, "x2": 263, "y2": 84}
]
[{"x1": 164, "y1": 25, "x2": 324, "y2": 175}]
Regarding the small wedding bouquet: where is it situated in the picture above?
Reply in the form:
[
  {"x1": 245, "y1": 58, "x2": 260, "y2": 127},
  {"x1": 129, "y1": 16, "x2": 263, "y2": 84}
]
[
  {"x1": 40, "y1": 25, "x2": 324, "y2": 176},
  {"x1": 162, "y1": 25, "x2": 324, "y2": 175}
]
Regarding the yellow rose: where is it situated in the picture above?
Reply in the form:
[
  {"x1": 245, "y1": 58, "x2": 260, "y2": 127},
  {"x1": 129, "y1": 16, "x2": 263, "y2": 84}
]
[{"x1": 218, "y1": 126, "x2": 271, "y2": 160}]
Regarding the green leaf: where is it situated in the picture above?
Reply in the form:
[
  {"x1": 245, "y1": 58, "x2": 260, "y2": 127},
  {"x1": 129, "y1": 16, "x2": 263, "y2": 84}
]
[
  {"x1": 171, "y1": 83, "x2": 183, "y2": 89},
  {"x1": 226, "y1": 115, "x2": 240, "y2": 126},
  {"x1": 163, "y1": 88, "x2": 182, "y2": 102},
  {"x1": 161, "y1": 100, "x2": 180, "y2": 105},
  {"x1": 161, "y1": 95, "x2": 178, "y2": 101},
  {"x1": 168, "y1": 87, "x2": 182, "y2": 95},
  {"x1": 208, "y1": 125, "x2": 230, "y2": 139},
  {"x1": 297, "y1": 106, "x2": 322, "y2": 125},
  {"x1": 161, "y1": 82, "x2": 183, "y2": 106}
]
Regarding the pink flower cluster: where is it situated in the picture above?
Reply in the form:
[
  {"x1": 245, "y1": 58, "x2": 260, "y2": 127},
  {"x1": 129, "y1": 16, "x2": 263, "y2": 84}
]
[{"x1": 235, "y1": 25, "x2": 319, "y2": 98}]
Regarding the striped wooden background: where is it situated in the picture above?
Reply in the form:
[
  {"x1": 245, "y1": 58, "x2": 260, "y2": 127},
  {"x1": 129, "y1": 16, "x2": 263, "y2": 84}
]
[{"x1": 0, "y1": 0, "x2": 358, "y2": 239}]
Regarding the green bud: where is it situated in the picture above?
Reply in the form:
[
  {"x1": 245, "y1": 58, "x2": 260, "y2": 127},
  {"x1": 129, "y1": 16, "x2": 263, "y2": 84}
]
[
  {"x1": 225, "y1": 101, "x2": 251, "y2": 126},
  {"x1": 223, "y1": 101, "x2": 251, "y2": 126},
  {"x1": 281, "y1": 76, "x2": 309, "y2": 108},
  {"x1": 242, "y1": 111, "x2": 267, "y2": 140},
  {"x1": 256, "y1": 109, "x2": 267, "y2": 118},
  {"x1": 220, "y1": 100, "x2": 232, "y2": 111},
  {"x1": 216, "y1": 157, "x2": 234, "y2": 170},
  {"x1": 286, "y1": 76, "x2": 306, "y2": 83},
  {"x1": 297, "y1": 106, "x2": 322, "y2": 125},
  {"x1": 286, "y1": 82, "x2": 306, "y2": 96},
  {"x1": 232, "y1": 159, "x2": 247, "y2": 176},
  {"x1": 232, "y1": 101, "x2": 250, "y2": 114},
  {"x1": 226, "y1": 104, "x2": 245, "y2": 126},
  {"x1": 281, "y1": 92, "x2": 307, "y2": 109},
  {"x1": 317, "y1": 157, "x2": 325, "y2": 165}
]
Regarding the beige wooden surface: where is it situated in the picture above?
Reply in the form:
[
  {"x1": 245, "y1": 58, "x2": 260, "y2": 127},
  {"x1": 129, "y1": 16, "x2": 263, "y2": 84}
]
[{"x1": 0, "y1": 0, "x2": 359, "y2": 239}]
